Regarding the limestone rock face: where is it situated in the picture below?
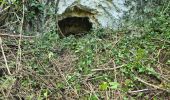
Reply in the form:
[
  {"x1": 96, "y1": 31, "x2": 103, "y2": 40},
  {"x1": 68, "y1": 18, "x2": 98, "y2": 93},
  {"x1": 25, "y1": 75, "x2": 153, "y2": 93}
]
[{"x1": 57, "y1": 0, "x2": 129, "y2": 36}]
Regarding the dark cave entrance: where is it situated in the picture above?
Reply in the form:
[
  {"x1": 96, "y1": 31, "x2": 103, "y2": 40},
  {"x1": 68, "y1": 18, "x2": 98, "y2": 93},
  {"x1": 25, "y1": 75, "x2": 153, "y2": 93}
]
[{"x1": 58, "y1": 17, "x2": 92, "y2": 37}]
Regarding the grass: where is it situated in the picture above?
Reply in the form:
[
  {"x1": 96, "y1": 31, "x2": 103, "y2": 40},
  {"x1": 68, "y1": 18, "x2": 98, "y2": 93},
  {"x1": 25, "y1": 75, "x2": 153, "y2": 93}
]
[{"x1": 0, "y1": 26, "x2": 170, "y2": 99}]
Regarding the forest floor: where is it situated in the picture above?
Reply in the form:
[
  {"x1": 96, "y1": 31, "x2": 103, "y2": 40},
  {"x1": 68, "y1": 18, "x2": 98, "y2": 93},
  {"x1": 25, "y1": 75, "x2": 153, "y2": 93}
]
[
  {"x1": 0, "y1": 26, "x2": 170, "y2": 99},
  {"x1": 1, "y1": 0, "x2": 170, "y2": 99}
]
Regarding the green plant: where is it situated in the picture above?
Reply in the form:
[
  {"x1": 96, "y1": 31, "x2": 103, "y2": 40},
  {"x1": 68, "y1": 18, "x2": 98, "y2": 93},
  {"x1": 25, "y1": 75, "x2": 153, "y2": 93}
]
[{"x1": 0, "y1": 0, "x2": 170, "y2": 99}]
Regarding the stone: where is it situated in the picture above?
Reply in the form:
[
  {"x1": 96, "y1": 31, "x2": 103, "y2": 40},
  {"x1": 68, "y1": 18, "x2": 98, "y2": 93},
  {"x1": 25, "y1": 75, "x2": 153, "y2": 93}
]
[{"x1": 57, "y1": 0, "x2": 129, "y2": 36}]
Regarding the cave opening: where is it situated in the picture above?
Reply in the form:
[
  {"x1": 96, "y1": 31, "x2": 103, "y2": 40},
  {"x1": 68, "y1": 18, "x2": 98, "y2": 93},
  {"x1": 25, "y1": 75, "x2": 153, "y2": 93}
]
[{"x1": 58, "y1": 17, "x2": 92, "y2": 37}]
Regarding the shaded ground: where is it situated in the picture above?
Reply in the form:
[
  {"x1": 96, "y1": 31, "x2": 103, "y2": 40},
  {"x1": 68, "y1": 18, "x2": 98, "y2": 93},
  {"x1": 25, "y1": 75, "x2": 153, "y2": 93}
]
[{"x1": 0, "y1": 28, "x2": 170, "y2": 99}]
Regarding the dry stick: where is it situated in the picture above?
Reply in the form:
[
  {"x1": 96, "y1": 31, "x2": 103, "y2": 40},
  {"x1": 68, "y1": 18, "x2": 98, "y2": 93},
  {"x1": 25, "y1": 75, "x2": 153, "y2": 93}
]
[
  {"x1": 25, "y1": 68, "x2": 53, "y2": 87},
  {"x1": 6, "y1": 81, "x2": 15, "y2": 98},
  {"x1": 135, "y1": 76, "x2": 170, "y2": 93},
  {"x1": 113, "y1": 59, "x2": 119, "y2": 100},
  {"x1": 113, "y1": 59, "x2": 117, "y2": 81},
  {"x1": 50, "y1": 59, "x2": 79, "y2": 97},
  {"x1": 91, "y1": 64, "x2": 124, "y2": 72},
  {"x1": 151, "y1": 38, "x2": 170, "y2": 44},
  {"x1": 55, "y1": 0, "x2": 65, "y2": 37},
  {"x1": 105, "y1": 91, "x2": 108, "y2": 100},
  {"x1": 162, "y1": 0, "x2": 170, "y2": 14},
  {"x1": 16, "y1": 0, "x2": 25, "y2": 72},
  {"x1": 57, "y1": 23, "x2": 65, "y2": 37},
  {"x1": 0, "y1": 6, "x2": 10, "y2": 14},
  {"x1": 0, "y1": 37, "x2": 12, "y2": 75},
  {"x1": 87, "y1": 82, "x2": 100, "y2": 100},
  {"x1": 1, "y1": 90, "x2": 6, "y2": 99},
  {"x1": 160, "y1": 75, "x2": 170, "y2": 82},
  {"x1": 0, "y1": 33, "x2": 35, "y2": 38},
  {"x1": 128, "y1": 89, "x2": 153, "y2": 94}
]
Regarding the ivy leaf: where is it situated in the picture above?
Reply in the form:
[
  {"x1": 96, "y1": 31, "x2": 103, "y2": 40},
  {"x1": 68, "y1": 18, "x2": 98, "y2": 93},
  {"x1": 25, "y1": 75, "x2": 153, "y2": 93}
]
[
  {"x1": 43, "y1": 90, "x2": 48, "y2": 97},
  {"x1": 166, "y1": 60, "x2": 170, "y2": 64},
  {"x1": 99, "y1": 82, "x2": 108, "y2": 90},
  {"x1": 48, "y1": 52, "x2": 54, "y2": 59},
  {"x1": 109, "y1": 82, "x2": 119, "y2": 90}
]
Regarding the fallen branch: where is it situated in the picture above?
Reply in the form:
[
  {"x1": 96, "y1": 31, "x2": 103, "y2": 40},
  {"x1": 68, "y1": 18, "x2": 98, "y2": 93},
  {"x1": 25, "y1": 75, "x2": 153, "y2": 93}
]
[
  {"x1": 0, "y1": 33, "x2": 35, "y2": 38},
  {"x1": 91, "y1": 64, "x2": 124, "y2": 72},
  {"x1": 0, "y1": 37, "x2": 12, "y2": 75},
  {"x1": 135, "y1": 76, "x2": 170, "y2": 93},
  {"x1": 50, "y1": 58, "x2": 79, "y2": 98},
  {"x1": 128, "y1": 89, "x2": 154, "y2": 94},
  {"x1": 86, "y1": 82, "x2": 99, "y2": 100},
  {"x1": 151, "y1": 38, "x2": 170, "y2": 44}
]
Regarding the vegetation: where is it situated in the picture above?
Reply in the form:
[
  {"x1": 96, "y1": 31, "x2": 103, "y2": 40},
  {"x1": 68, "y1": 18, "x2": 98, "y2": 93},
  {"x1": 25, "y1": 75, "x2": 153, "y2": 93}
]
[{"x1": 0, "y1": 0, "x2": 170, "y2": 99}]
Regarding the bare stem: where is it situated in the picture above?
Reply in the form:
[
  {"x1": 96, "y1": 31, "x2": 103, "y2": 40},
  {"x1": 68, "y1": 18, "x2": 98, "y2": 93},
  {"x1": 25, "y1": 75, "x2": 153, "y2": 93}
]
[
  {"x1": 16, "y1": 0, "x2": 25, "y2": 71},
  {"x1": 136, "y1": 76, "x2": 170, "y2": 93},
  {"x1": 0, "y1": 37, "x2": 12, "y2": 75},
  {"x1": 91, "y1": 64, "x2": 125, "y2": 72}
]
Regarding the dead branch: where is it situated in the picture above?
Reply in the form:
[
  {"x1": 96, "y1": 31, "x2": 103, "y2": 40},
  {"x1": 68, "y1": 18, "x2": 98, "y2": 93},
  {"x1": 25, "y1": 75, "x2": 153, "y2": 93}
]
[
  {"x1": 135, "y1": 76, "x2": 170, "y2": 93},
  {"x1": 50, "y1": 58, "x2": 79, "y2": 98},
  {"x1": 0, "y1": 37, "x2": 12, "y2": 75},
  {"x1": 0, "y1": 33, "x2": 35, "y2": 38},
  {"x1": 91, "y1": 64, "x2": 125, "y2": 72},
  {"x1": 16, "y1": 0, "x2": 25, "y2": 72},
  {"x1": 152, "y1": 38, "x2": 170, "y2": 44},
  {"x1": 128, "y1": 89, "x2": 155, "y2": 94}
]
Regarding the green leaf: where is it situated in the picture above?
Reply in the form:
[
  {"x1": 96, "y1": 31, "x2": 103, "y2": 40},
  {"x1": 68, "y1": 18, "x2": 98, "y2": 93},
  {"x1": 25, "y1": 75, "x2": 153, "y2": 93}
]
[
  {"x1": 99, "y1": 82, "x2": 108, "y2": 90},
  {"x1": 48, "y1": 52, "x2": 54, "y2": 59},
  {"x1": 166, "y1": 60, "x2": 170, "y2": 64},
  {"x1": 43, "y1": 90, "x2": 48, "y2": 97},
  {"x1": 109, "y1": 82, "x2": 120, "y2": 90},
  {"x1": 90, "y1": 95, "x2": 98, "y2": 100}
]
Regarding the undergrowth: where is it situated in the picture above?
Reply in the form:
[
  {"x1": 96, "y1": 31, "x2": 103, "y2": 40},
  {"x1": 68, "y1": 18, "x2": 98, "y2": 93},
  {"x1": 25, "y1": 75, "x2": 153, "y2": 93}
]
[
  {"x1": 0, "y1": 24, "x2": 170, "y2": 99},
  {"x1": 0, "y1": 0, "x2": 170, "y2": 100}
]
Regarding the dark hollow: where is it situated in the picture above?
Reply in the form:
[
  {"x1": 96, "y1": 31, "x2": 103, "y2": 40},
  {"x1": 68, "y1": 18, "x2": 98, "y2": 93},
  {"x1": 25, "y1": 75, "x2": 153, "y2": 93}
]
[{"x1": 58, "y1": 17, "x2": 92, "y2": 36}]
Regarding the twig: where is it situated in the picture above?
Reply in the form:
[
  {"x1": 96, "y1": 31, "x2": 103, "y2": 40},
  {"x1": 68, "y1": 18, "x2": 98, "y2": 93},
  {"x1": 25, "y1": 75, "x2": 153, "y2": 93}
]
[
  {"x1": 50, "y1": 59, "x2": 79, "y2": 98},
  {"x1": 87, "y1": 82, "x2": 99, "y2": 100},
  {"x1": 135, "y1": 76, "x2": 170, "y2": 93},
  {"x1": 16, "y1": 0, "x2": 25, "y2": 71},
  {"x1": 162, "y1": 1, "x2": 170, "y2": 14},
  {"x1": 160, "y1": 75, "x2": 170, "y2": 82},
  {"x1": 0, "y1": 6, "x2": 10, "y2": 14},
  {"x1": 0, "y1": 37, "x2": 12, "y2": 75},
  {"x1": 0, "y1": 33, "x2": 35, "y2": 38},
  {"x1": 113, "y1": 59, "x2": 117, "y2": 82},
  {"x1": 54, "y1": 0, "x2": 65, "y2": 37},
  {"x1": 152, "y1": 38, "x2": 170, "y2": 44},
  {"x1": 91, "y1": 64, "x2": 124, "y2": 72},
  {"x1": 57, "y1": 23, "x2": 65, "y2": 37},
  {"x1": 23, "y1": 68, "x2": 56, "y2": 89},
  {"x1": 128, "y1": 89, "x2": 154, "y2": 94}
]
